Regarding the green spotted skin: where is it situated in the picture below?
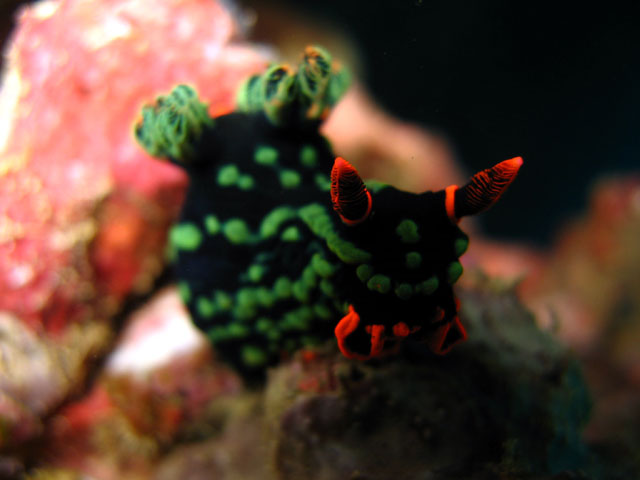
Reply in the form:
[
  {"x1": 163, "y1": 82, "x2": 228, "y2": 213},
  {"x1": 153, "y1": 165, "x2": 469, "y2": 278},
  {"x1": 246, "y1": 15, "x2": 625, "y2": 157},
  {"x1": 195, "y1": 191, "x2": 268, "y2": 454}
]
[
  {"x1": 138, "y1": 83, "x2": 469, "y2": 379},
  {"x1": 165, "y1": 111, "x2": 347, "y2": 376}
]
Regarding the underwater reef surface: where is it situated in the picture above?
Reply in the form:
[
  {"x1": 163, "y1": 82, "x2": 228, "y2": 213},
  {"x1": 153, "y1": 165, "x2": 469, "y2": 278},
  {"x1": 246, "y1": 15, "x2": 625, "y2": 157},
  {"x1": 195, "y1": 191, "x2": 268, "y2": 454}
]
[
  {"x1": 0, "y1": 0, "x2": 469, "y2": 462},
  {"x1": 0, "y1": 0, "x2": 637, "y2": 478},
  {"x1": 27, "y1": 282, "x2": 591, "y2": 480},
  {"x1": 521, "y1": 176, "x2": 640, "y2": 478}
]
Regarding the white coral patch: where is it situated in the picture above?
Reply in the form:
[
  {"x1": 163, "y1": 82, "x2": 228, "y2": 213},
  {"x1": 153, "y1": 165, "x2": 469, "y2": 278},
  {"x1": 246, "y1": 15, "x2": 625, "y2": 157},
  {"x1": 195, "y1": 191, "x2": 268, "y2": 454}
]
[
  {"x1": 32, "y1": 0, "x2": 60, "y2": 20},
  {"x1": 0, "y1": 68, "x2": 22, "y2": 154},
  {"x1": 84, "y1": 14, "x2": 132, "y2": 50},
  {"x1": 106, "y1": 288, "x2": 207, "y2": 375}
]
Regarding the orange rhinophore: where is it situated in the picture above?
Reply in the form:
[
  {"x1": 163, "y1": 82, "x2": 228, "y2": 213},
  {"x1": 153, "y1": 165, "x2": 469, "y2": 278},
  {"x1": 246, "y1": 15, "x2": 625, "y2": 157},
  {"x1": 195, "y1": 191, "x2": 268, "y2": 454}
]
[
  {"x1": 446, "y1": 157, "x2": 523, "y2": 223},
  {"x1": 330, "y1": 157, "x2": 372, "y2": 225}
]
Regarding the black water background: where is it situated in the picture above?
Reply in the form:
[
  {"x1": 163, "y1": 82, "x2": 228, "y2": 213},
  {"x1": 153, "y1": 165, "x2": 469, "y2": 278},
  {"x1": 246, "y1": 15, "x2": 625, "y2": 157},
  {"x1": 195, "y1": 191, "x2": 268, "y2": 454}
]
[
  {"x1": 247, "y1": 0, "x2": 640, "y2": 245},
  {"x1": 2, "y1": 0, "x2": 639, "y2": 245}
]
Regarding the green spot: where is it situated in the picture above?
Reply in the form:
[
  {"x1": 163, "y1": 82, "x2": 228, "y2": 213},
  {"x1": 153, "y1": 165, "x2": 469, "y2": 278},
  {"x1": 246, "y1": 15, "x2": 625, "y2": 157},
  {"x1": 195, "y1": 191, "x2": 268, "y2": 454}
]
[
  {"x1": 281, "y1": 225, "x2": 301, "y2": 242},
  {"x1": 280, "y1": 169, "x2": 301, "y2": 188},
  {"x1": 207, "y1": 326, "x2": 227, "y2": 343},
  {"x1": 395, "y1": 283, "x2": 413, "y2": 300},
  {"x1": 260, "y1": 206, "x2": 297, "y2": 238},
  {"x1": 169, "y1": 223, "x2": 203, "y2": 251},
  {"x1": 405, "y1": 252, "x2": 422, "y2": 269},
  {"x1": 302, "y1": 265, "x2": 317, "y2": 288},
  {"x1": 256, "y1": 287, "x2": 275, "y2": 308},
  {"x1": 447, "y1": 261, "x2": 464, "y2": 284},
  {"x1": 281, "y1": 307, "x2": 313, "y2": 331},
  {"x1": 454, "y1": 235, "x2": 469, "y2": 256},
  {"x1": 227, "y1": 322, "x2": 250, "y2": 338},
  {"x1": 235, "y1": 288, "x2": 258, "y2": 319},
  {"x1": 327, "y1": 234, "x2": 372, "y2": 264},
  {"x1": 204, "y1": 215, "x2": 221, "y2": 234},
  {"x1": 300, "y1": 145, "x2": 318, "y2": 167},
  {"x1": 223, "y1": 218, "x2": 252, "y2": 244},
  {"x1": 256, "y1": 317, "x2": 281, "y2": 341},
  {"x1": 254, "y1": 145, "x2": 278, "y2": 165},
  {"x1": 320, "y1": 279, "x2": 336, "y2": 297},
  {"x1": 299, "y1": 204, "x2": 334, "y2": 237},
  {"x1": 274, "y1": 276, "x2": 292, "y2": 298},
  {"x1": 396, "y1": 219, "x2": 420, "y2": 244},
  {"x1": 248, "y1": 264, "x2": 266, "y2": 282},
  {"x1": 266, "y1": 330, "x2": 281, "y2": 342},
  {"x1": 217, "y1": 164, "x2": 239, "y2": 186},
  {"x1": 237, "y1": 175, "x2": 255, "y2": 190},
  {"x1": 292, "y1": 280, "x2": 310, "y2": 302},
  {"x1": 196, "y1": 296, "x2": 215, "y2": 318},
  {"x1": 314, "y1": 173, "x2": 331, "y2": 191},
  {"x1": 256, "y1": 317, "x2": 274, "y2": 333},
  {"x1": 177, "y1": 282, "x2": 191, "y2": 303},
  {"x1": 415, "y1": 276, "x2": 438, "y2": 295},
  {"x1": 356, "y1": 264, "x2": 374, "y2": 283},
  {"x1": 311, "y1": 253, "x2": 336, "y2": 278},
  {"x1": 367, "y1": 274, "x2": 391, "y2": 294},
  {"x1": 242, "y1": 345, "x2": 267, "y2": 367},
  {"x1": 313, "y1": 303, "x2": 333, "y2": 319},
  {"x1": 214, "y1": 291, "x2": 233, "y2": 310},
  {"x1": 299, "y1": 204, "x2": 371, "y2": 264}
]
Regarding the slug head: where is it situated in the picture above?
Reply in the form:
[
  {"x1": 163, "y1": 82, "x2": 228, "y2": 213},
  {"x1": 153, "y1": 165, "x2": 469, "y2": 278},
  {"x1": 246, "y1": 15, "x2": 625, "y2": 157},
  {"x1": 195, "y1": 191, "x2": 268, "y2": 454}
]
[{"x1": 329, "y1": 157, "x2": 522, "y2": 359}]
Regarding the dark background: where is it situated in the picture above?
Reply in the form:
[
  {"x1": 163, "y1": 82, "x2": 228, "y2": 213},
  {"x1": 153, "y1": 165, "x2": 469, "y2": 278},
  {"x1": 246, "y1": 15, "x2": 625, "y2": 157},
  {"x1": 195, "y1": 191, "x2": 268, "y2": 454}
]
[
  {"x1": 2, "y1": 1, "x2": 639, "y2": 244},
  {"x1": 244, "y1": 0, "x2": 640, "y2": 244}
]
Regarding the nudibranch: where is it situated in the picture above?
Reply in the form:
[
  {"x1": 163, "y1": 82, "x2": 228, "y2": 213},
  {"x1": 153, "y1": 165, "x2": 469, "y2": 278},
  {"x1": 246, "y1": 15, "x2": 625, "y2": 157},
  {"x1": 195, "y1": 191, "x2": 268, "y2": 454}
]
[{"x1": 135, "y1": 46, "x2": 522, "y2": 378}]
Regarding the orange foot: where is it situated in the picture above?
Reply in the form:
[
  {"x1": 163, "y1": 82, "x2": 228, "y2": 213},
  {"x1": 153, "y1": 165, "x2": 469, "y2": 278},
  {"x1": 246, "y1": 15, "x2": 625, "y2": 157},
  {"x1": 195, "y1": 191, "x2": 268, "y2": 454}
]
[
  {"x1": 425, "y1": 316, "x2": 468, "y2": 355},
  {"x1": 334, "y1": 305, "x2": 386, "y2": 360}
]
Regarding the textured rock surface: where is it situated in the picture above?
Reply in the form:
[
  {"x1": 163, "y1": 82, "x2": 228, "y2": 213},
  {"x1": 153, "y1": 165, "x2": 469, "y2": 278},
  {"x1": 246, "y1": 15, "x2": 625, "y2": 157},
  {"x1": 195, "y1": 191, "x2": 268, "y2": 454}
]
[
  {"x1": 150, "y1": 284, "x2": 591, "y2": 480},
  {"x1": 262, "y1": 284, "x2": 591, "y2": 480},
  {"x1": 0, "y1": 0, "x2": 265, "y2": 330},
  {"x1": 0, "y1": 0, "x2": 266, "y2": 451},
  {"x1": 3, "y1": 1, "x2": 629, "y2": 478},
  {"x1": 38, "y1": 289, "x2": 243, "y2": 480},
  {"x1": 521, "y1": 176, "x2": 640, "y2": 478}
]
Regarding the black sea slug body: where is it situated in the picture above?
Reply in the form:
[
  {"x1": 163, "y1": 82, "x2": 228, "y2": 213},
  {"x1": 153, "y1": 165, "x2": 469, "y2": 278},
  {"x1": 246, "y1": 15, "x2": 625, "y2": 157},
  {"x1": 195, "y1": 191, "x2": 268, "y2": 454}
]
[{"x1": 135, "y1": 46, "x2": 522, "y2": 378}]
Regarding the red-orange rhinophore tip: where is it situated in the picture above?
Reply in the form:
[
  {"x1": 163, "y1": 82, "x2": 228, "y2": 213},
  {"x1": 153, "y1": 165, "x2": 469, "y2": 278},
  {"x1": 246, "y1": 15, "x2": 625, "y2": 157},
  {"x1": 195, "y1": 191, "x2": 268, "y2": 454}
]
[
  {"x1": 335, "y1": 304, "x2": 361, "y2": 359},
  {"x1": 330, "y1": 157, "x2": 372, "y2": 226},
  {"x1": 453, "y1": 156, "x2": 523, "y2": 220}
]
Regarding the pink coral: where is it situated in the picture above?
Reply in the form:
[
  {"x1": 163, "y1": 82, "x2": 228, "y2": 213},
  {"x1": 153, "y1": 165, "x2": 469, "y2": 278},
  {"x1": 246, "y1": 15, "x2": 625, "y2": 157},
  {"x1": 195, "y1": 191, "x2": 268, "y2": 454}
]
[
  {"x1": 0, "y1": 0, "x2": 266, "y2": 450},
  {"x1": 0, "y1": 0, "x2": 267, "y2": 332}
]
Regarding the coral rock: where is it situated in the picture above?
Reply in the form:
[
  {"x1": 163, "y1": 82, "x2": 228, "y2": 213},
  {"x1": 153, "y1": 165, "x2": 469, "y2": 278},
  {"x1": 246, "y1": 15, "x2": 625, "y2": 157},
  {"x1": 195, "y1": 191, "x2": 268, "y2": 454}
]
[{"x1": 0, "y1": 0, "x2": 266, "y2": 452}]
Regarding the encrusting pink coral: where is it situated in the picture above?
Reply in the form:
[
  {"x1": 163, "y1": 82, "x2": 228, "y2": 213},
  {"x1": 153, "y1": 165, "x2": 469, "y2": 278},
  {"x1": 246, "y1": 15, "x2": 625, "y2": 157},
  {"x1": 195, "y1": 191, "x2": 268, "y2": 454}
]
[{"x1": 0, "y1": 0, "x2": 266, "y2": 451}]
